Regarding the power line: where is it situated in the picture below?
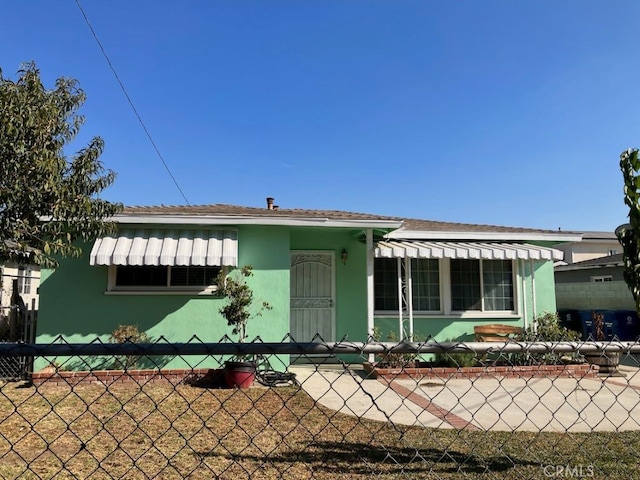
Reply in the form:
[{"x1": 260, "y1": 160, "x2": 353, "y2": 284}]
[{"x1": 74, "y1": 0, "x2": 191, "y2": 205}]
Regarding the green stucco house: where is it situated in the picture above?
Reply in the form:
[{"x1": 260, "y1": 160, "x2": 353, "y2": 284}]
[{"x1": 37, "y1": 199, "x2": 579, "y2": 365}]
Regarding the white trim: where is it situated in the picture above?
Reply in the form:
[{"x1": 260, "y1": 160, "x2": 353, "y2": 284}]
[
  {"x1": 373, "y1": 311, "x2": 522, "y2": 320},
  {"x1": 385, "y1": 229, "x2": 582, "y2": 242},
  {"x1": 113, "y1": 214, "x2": 403, "y2": 229},
  {"x1": 104, "y1": 289, "x2": 215, "y2": 296},
  {"x1": 366, "y1": 230, "x2": 374, "y2": 362}
]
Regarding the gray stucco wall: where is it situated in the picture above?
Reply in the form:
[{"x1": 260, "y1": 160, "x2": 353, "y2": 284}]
[{"x1": 555, "y1": 281, "x2": 635, "y2": 310}]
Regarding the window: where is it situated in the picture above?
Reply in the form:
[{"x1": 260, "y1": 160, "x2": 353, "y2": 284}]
[
  {"x1": 17, "y1": 267, "x2": 31, "y2": 295},
  {"x1": 479, "y1": 260, "x2": 514, "y2": 311},
  {"x1": 374, "y1": 258, "x2": 399, "y2": 311},
  {"x1": 112, "y1": 265, "x2": 221, "y2": 291},
  {"x1": 450, "y1": 259, "x2": 481, "y2": 310},
  {"x1": 591, "y1": 275, "x2": 613, "y2": 283},
  {"x1": 374, "y1": 258, "x2": 515, "y2": 314},
  {"x1": 412, "y1": 259, "x2": 441, "y2": 311},
  {"x1": 609, "y1": 249, "x2": 618, "y2": 256},
  {"x1": 374, "y1": 258, "x2": 440, "y2": 312},
  {"x1": 450, "y1": 259, "x2": 514, "y2": 312}
]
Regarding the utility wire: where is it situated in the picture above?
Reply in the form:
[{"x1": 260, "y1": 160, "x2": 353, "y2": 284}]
[{"x1": 74, "y1": 0, "x2": 191, "y2": 205}]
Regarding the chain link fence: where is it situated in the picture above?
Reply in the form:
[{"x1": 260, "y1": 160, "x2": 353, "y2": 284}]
[{"x1": 0, "y1": 337, "x2": 639, "y2": 479}]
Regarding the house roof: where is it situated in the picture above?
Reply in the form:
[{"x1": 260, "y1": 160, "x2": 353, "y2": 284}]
[
  {"x1": 555, "y1": 253, "x2": 624, "y2": 272},
  {"x1": 116, "y1": 203, "x2": 580, "y2": 242},
  {"x1": 117, "y1": 204, "x2": 404, "y2": 230},
  {"x1": 579, "y1": 231, "x2": 618, "y2": 241}
]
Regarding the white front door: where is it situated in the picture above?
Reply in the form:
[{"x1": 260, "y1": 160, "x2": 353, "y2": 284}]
[{"x1": 290, "y1": 251, "x2": 335, "y2": 342}]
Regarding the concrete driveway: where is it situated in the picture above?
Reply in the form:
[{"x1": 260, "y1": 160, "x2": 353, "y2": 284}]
[{"x1": 290, "y1": 364, "x2": 640, "y2": 432}]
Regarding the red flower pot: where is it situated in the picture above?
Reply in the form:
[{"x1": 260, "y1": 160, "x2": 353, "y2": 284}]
[{"x1": 224, "y1": 361, "x2": 257, "y2": 388}]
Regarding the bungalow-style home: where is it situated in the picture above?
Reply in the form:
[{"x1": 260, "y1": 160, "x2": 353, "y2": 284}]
[{"x1": 36, "y1": 199, "x2": 579, "y2": 367}]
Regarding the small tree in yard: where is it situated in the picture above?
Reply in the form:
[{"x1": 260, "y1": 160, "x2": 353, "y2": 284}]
[
  {"x1": 0, "y1": 63, "x2": 122, "y2": 268},
  {"x1": 217, "y1": 265, "x2": 271, "y2": 344},
  {"x1": 617, "y1": 148, "x2": 640, "y2": 314}
]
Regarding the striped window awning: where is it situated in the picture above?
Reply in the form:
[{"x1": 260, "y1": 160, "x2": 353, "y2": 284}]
[
  {"x1": 375, "y1": 240, "x2": 563, "y2": 261},
  {"x1": 90, "y1": 229, "x2": 238, "y2": 267}
]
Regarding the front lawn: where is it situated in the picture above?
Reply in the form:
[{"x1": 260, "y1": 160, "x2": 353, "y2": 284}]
[{"x1": 0, "y1": 380, "x2": 637, "y2": 479}]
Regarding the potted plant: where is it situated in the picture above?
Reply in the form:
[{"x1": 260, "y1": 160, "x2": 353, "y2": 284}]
[
  {"x1": 217, "y1": 265, "x2": 271, "y2": 388},
  {"x1": 583, "y1": 311, "x2": 623, "y2": 376}
]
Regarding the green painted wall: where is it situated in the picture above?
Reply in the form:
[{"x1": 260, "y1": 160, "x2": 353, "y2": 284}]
[
  {"x1": 38, "y1": 223, "x2": 560, "y2": 368},
  {"x1": 521, "y1": 260, "x2": 558, "y2": 321},
  {"x1": 37, "y1": 225, "x2": 290, "y2": 370}
]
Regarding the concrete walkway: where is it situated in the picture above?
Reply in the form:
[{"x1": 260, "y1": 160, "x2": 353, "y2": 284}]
[{"x1": 290, "y1": 364, "x2": 640, "y2": 432}]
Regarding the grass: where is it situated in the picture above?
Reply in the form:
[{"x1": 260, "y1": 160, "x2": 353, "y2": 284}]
[{"x1": 0, "y1": 379, "x2": 638, "y2": 479}]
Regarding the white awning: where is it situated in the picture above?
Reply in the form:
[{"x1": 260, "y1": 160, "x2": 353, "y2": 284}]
[
  {"x1": 375, "y1": 240, "x2": 563, "y2": 261},
  {"x1": 90, "y1": 229, "x2": 238, "y2": 267}
]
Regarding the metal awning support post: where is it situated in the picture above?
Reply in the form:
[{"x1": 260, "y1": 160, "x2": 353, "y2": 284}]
[
  {"x1": 397, "y1": 257, "x2": 403, "y2": 340},
  {"x1": 366, "y1": 229, "x2": 375, "y2": 362},
  {"x1": 405, "y1": 257, "x2": 414, "y2": 341}
]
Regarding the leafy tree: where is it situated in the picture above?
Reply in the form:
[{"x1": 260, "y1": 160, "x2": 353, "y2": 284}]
[
  {"x1": 0, "y1": 63, "x2": 121, "y2": 267},
  {"x1": 617, "y1": 148, "x2": 640, "y2": 314}
]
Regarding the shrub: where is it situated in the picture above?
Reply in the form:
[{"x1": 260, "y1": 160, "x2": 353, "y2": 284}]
[
  {"x1": 371, "y1": 328, "x2": 423, "y2": 367},
  {"x1": 109, "y1": 324, "x2": 149, "y2": 370},
  {"x1": 513, "y1": 313, "x2": 581, "y2": 365}
]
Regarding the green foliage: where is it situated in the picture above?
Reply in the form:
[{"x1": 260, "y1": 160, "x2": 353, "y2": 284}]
[
  {"x1": 0, "y1": 63, "x2": 122, "y2": 267},
  {"x1": 370, "y1": 328, "x2": 432, "y2": 367},
  {"x1": 109, "y1": 324, "x2": 149, "y2": 370},
  {"x1": 217, "y1": 265, "x2": 271, "y2": 344},
  {"x1": 521, "y1": 313, "x2": 581, "y2": 342},
  {"x1": 514, "y1": 313, "x2": 581, "y2": 365},
  {"x1": 433, "y1": 345, "x2": 478, "y2": 368},
  {"x1": 617, "y1": 148, "x2": 640, "y2": 315}
]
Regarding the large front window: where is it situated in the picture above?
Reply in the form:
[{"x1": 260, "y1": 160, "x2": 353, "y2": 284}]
[
  {"x1": 374, "y1": 258, "x2": 515, "y2": 314},
  {"x1": 450, "y1": 259, "x2": 514, "y2": 311},
  {"x1": 374, "y1": 258, "x2": 441, "y2": 312}
]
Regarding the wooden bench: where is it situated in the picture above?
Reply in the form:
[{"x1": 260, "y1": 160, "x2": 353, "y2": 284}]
[{"x1": 474, "y1": 324, "x2": 523, "y2": 342}]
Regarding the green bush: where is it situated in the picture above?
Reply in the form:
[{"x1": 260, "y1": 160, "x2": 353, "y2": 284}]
[
  {"x1": 513, "y1": 313, "x2": 581, "y2": 365},
  {"x1": 109, "y1": 324, "x2": 149, "y2": 370}
]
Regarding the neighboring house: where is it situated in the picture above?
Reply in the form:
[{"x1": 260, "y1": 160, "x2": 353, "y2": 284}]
[
  {"x1": 554, "y1": 254, "x2": 634, "y2": 311},
  {"x1": 37, "y1": 200, "x2": 578, "y2": 367},
  {"x1": 1, "y1": 262, "x2": 40, "y2": 316},
  {"x1": 554, "y1": 231, "x2": 620, "y2": 265}
]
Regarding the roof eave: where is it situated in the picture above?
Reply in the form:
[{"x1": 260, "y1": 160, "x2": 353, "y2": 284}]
[
  {"x1": 555, "y1": 263, "x2": 624, "y2": 272},
  {"x1": 112, "y1": 214, "x2": 404, "y2": 229},
  {"x1": 385, "y1": 230, "x2": 583, "y2": 242}
]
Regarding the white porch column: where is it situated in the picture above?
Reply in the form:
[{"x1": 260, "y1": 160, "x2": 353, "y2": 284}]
[{"x1": 366, "y1": 229, "x2": 375, "y2": 362}]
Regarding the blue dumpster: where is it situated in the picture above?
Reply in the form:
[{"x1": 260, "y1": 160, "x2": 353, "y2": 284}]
[
  {"x1": 578, "y1": 310, "x2": 595, "y2": 340},
  {"x1": 557, "y1": 309, "x2": 580, "y2": 333},
  {"x1": 614, "y1": 310, "x2": 640, "y2": 341},
  {"x1": 578, "y1": 310, "x2": 617, "y2": 340}
]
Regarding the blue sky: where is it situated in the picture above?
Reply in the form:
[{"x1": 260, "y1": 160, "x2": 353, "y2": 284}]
[{"x1": 3, "y1": 1, "x2": 639, "y2": 232}]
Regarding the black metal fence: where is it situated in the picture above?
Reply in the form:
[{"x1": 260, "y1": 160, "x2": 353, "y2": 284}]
[{"x1": 1, "y1": 338, "x2": 639, "y2": 479}]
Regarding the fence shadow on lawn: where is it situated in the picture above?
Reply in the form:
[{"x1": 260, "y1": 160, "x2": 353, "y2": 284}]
[{"x1": 0, "y1": 338, "x2": 639, "y2": 479}]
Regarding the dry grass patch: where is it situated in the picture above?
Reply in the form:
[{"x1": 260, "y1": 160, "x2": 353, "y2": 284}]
[{"x1": 0, "y1": 379, "x2": 638, "y2": 479}]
